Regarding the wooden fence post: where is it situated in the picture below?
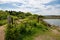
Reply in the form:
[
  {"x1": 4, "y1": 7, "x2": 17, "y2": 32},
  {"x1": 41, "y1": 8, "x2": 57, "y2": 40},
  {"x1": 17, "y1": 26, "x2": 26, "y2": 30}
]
[
  {"x1": 37, "y1": 16, "x2": 43, "y2": 23},
  {"x1": 7, "y1": 15, "x2": 13, "y2": 25}
]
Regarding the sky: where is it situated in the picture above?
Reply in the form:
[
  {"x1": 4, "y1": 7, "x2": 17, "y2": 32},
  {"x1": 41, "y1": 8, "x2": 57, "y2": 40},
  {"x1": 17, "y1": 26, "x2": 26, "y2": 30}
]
[{"x1": 0, "y1": 0, "x2": 60, "y2": 15}]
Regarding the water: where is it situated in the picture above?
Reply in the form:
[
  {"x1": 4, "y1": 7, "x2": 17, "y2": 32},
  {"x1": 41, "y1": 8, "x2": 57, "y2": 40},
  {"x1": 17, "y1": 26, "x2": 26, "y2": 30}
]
[{"x1": 43, "y1": 19, "x2": 60, "y2": 26}]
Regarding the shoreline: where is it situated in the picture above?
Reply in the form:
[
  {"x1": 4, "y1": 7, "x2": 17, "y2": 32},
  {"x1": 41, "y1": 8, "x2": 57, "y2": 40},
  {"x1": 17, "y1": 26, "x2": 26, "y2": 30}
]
[{"x1": 42, "y1": 20, "x2": 60, "y2": 27}]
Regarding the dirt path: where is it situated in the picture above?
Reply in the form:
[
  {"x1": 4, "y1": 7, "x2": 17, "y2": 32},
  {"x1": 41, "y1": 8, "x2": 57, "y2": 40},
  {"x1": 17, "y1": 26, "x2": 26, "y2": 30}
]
[
  {"x1": 34, "y1": 29, "x2": 60, "y2": 40},
  {"x1": 34, "y1": 35, "x2": 55, "y2": 40},
  {"x1": 0, "y1": 25, "x2": 5, "y2": 40}
]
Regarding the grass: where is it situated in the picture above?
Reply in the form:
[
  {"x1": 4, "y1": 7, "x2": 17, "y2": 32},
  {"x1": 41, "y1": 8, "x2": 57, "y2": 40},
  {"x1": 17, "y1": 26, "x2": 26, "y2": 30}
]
[
  {"x1": 0, "y1": 20, "x2": 7, "y2": 26},
  {"x1": 0, "y1": 10, "x2": 60, "y2": 40},
  {"x1": 5, "y1": 16, "x2": 60, "y2": 40}
]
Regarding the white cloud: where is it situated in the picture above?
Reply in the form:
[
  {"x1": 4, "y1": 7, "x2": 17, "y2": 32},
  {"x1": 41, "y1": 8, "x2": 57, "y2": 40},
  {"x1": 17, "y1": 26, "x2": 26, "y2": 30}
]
[
  {"x1": 38, "y1": 5, "x2": 60, "y2": 15},
  {"x1": 40, "y1": 0, "x2": 54, "y2": 3},
  {"x1": 0, "y1": 0, "x2": 25, "y2": 4},
  {"x1": 0, "y1": 0, "x2": 60, "y2": 15}
]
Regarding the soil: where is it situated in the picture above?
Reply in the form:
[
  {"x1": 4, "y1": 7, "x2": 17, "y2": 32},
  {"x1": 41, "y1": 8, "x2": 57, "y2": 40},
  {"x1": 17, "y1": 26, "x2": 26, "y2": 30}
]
[
  {"x1": 0, "y1": 25, "x2": 5, "y2": 40},
  {"x1": 34, "y1": 28, "x2": 60, "y2": 40}
]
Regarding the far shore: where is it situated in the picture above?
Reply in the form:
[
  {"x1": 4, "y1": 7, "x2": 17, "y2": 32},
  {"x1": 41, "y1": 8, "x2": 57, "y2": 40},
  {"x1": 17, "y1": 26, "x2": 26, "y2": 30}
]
[{"x1": 43, "y1": 15, "x2": 60, "y2": 19}]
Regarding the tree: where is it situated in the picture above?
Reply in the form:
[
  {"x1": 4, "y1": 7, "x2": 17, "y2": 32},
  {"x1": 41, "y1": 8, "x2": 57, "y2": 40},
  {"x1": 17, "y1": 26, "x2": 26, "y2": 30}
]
[{"x1": 25, "y1": 12, "x2": 32, "y2": 16}]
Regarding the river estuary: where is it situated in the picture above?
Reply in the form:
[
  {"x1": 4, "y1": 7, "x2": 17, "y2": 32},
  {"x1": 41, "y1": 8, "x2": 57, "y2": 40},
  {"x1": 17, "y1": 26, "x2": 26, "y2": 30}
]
[{"x1": 43, "y1": 19, "x2": 60, "y2": 26}]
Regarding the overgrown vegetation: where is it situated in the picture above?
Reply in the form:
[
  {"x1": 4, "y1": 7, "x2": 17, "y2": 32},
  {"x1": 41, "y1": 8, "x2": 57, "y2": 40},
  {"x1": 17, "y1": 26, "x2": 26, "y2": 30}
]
[
  {"x1": 0, "y1": 10, "x2": 60, "y2": 40},
  {"x1": 5, "y1": 17, "x2": 50, "y2": 40},
  {"x1": 0, "y1": 10, "x2": 33, "y2": 25}
]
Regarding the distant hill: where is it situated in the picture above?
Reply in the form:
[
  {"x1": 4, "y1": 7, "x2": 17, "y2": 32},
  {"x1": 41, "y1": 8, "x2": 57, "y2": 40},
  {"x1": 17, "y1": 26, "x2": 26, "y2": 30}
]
[{"x1": 43, "y1": 15, "x2": 60, "y2": 19}]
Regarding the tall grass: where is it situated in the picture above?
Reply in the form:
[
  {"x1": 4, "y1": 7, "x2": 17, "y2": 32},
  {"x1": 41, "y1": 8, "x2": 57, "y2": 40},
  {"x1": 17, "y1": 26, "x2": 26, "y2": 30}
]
[{"x1": 5, "y1": 18, "x2": 50, "y2": 40}]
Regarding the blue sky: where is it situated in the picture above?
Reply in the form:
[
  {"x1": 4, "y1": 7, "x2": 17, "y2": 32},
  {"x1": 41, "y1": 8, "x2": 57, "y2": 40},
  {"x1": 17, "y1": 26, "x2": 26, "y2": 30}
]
[{"x1": 0, "y1": 0, "x2": 60, "y2": 15}]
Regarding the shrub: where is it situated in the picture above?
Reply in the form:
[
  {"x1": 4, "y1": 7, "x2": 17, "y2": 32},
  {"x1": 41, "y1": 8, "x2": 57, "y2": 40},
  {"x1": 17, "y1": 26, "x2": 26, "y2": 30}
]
[{"x1": 0, "y1": 20, "x2": 7, "y2": 26}]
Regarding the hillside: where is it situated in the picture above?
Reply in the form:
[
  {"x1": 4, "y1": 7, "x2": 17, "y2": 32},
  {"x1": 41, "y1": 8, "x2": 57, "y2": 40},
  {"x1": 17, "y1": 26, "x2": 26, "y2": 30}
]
[{"x1": 0, "y1": 10, "x2": 60, "y2": 40}]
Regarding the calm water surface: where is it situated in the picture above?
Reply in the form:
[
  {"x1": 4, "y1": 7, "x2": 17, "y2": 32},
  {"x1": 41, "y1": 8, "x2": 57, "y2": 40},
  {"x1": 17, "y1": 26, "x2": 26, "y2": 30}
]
[{"x1": 43, "y1": 19, "x2": 60, "y2": 26}]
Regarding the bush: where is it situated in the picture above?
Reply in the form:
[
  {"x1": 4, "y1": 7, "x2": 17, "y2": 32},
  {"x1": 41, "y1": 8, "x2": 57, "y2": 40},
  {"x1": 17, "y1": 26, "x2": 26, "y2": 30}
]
[
  {"x1": 0, "y1": 20, "x2": 7, "y2": 26},
  {"x1": 5, "y1": 12, "x2": 49, "y2": 40},
  {"x1": 0, "y1": 10, "x2": 8, "y2": 20}
]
